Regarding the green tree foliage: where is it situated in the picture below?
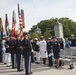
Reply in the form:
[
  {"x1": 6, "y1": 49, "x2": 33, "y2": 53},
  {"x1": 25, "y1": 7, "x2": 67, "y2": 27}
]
[
  {"x1": 31, "y1": 33, "x2": 40, "y2": 40},
  {"x1": 29, "y1": 17, "x2": 76, "y2": 37},
  {"x1": 43, "y1": 32, "x2": 51, "y2": 40}
]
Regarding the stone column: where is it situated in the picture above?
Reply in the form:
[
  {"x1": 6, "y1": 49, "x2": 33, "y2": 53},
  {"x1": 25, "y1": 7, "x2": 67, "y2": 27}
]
[{"x1": 54, "y1": 22, "x2": 64, "y2": 38}]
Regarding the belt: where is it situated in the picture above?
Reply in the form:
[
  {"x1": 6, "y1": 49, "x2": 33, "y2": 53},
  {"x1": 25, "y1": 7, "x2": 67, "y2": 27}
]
[
  {"x1": 23, "y1": 47, "x2": 28, "y2": 48},
  {"x1": 10, "y1": 46, "x2": 14, "y2": 48}
]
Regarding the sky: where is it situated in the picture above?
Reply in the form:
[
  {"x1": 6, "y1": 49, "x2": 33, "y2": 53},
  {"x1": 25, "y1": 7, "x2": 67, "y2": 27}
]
[{"x1": 0, "y1": 0, "x2": 76, "y2": 32}]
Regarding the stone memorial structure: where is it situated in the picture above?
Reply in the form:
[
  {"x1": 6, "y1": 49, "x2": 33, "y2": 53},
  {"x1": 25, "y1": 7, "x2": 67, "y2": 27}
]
[{"x1": 54, "y1": 21, "x2": 64, "y2": 38}]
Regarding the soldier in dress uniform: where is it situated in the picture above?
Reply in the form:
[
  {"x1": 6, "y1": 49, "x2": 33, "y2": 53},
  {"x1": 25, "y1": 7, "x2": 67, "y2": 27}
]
[
  {"x1": 5, "y1": 36, "x2": 11, "y2": 67},
  {"x1": 21, "y1": 33, "x2": 32, "y2": 75},
  {"x1": 15, "y1": 35, "x2": 23, "y2": 71},
  {"x1": 52, "y1": 36, "x2": 60, "y2": 68},
  {"x1": 47, "y1": 38, "x2": 53, "y2": 67},
  {"x1": 9, "y1": 35, "x2": 16, "y2": 69}
]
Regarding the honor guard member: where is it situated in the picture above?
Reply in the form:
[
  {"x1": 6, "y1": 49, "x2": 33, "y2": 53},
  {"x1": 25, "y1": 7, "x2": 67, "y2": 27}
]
[
  {"x1": 15, "y1": 35, "x2": 23, "y2": 71},
  {"x1": 22, "y1": 33, "x2": 32, "y2": 75},
  {"x1": 0, "y1": 40, "x2": 2, "y2": 63},
  {"x1": 9, "y1": 35, "x2": 16, "y2": 69},
  {"x1": 52, "y1": 36, "x2": 60, "y2": 68},
  {"x1": 47, "y1": 38, "x2": 53, "y2": 67},
  {"x1": 5, "y1": 36, "x2": 11, "y2": 67}
]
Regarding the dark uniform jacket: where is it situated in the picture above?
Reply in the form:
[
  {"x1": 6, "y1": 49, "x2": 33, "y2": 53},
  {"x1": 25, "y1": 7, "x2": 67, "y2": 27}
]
[
  {"x1": 21, "y1": 38, "x2": 32, "y2": 56},
  {"x1": 34, "y1": 42, "x2": 40, "y2": 52},
  {"x1": 9, "y1": 39, "x2": 15, "y2": 53},
  {"x1": 5, "y1": 40, "x2": 10, "y2": 53},
  {"x1": 47, "y1": 42, "x2": 52, "y2": 54},
  {"x1": 15, "y1": 39, "x2": 22, "y2": 54},
  {"x1": 52, "y1": 41, "x2": 60, "y2": 53}
]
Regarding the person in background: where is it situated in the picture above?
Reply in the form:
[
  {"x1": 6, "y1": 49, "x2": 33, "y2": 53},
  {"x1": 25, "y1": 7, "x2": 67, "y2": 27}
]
[
  {"x1": 60, "y1": 38, "x2": 64, "y2": 50},
  {"x1": 47, "y1": 38, "x2": 53, "y2": 67},
  {"x1": 65, "y1": 38, "x2": 71, "y2": 48},
  {"x1": 30, "y1": 39, "x2": 35, "y2": 63},
  {"x1": 68, "y1": 34, "x2": 76, "y2": 49},
  {"x1": 2, "y1": 37, "x2": 7, "y2": 64},
  {"x1": 52, "y1": 36, "x2": 60, "y2": 68},
  {"x1": 34, "y1": 38, "x2": 40, "y2": 64},
  {"x1": 5, "y1": 36, "x2": 11, "y2": 67},
  {"x1": 39, "y1": 36, "x2": 48, "y2": 65},
  {"x1": 0, "y1": 40, "x2": 2, "y2": 63}
]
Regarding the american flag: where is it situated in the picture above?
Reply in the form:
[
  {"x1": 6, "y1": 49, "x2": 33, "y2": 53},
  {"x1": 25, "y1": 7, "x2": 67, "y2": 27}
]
[
  {"x1": 18, "y1": 4, "x2": 24, "y2": 39},
  {"x1": 12, "y1": 11, "x2": 16, "y2": 38}
]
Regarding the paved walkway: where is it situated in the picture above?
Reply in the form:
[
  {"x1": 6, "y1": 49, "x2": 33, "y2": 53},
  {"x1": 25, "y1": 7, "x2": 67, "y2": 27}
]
[{"x1": 0, "y1": 63, "x2": 76, "y2": 75}]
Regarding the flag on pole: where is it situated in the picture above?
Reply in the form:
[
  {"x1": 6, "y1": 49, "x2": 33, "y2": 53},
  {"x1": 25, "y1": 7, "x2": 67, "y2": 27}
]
[
  {"x1": 5, "y1": 14, "x2": 10, "y2": 36},
  {"x1": 0, "y1": 18, "x2": 4, "y2": 39},
  {"x1": 12, "y1": 11, "x2": 16, "y2": 38},
  {"x1": 18, "y1": 3, "x2": 24, "y2": 39},
  {"x1": 21, "y1": 9, "x2": 25, "y2": 28}
]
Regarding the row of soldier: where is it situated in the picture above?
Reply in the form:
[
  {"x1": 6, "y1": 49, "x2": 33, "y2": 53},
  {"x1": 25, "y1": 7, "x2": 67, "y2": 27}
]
[
  {"x1": 0, "y1": 34, "x2": 75, "y2": 75},
  {"x1": 0, "y1": 33, "x2": 32, "y2": 75}
]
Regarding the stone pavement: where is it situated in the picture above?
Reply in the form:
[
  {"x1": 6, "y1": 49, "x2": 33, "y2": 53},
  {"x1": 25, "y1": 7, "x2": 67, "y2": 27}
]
[{"x1": 0, "y1": 63, "x2": 76, "y2": 75}]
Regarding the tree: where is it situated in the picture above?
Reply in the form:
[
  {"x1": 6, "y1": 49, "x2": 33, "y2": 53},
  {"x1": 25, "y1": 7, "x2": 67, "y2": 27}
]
[
  {"x1": 31, "y1": 33, "x2": 40, "y2": 40},
  {"x1": 29, "y1": 17, "x2": 76, "y2": 37},
  {"x1": 43, "y1": 32, "x2": 51, "y2": 40}
]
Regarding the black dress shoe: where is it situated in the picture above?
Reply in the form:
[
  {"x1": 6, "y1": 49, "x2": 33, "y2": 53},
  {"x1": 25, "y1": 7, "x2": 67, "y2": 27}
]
[{"x1": 28, "y1": 72, "x2": 33, "y2": 74}]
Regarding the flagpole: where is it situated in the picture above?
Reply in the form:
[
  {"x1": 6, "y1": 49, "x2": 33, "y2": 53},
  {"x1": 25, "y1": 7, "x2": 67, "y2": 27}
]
[
  {"x1": 0, "y1": 18, "x2": 4, "y2": 39},
  {"x1": 17, "y1": 3, "x2": 24, "y2": 39}
]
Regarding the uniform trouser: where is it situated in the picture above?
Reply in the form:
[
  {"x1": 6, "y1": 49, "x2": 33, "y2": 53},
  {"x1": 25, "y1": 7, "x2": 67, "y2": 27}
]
[
  {"x1": 16, "y1": 53, "x2": 21, "y2": 71},
  {"x1": 48, "y1": 56, "x2": 53, "y2": 66},
  {"x1": 28, "y1": 56, "x2": 32, "y2": 73},
  {"x1": 6, "y1": 53, "x2": 11, "y2": 66},
  {"x1": 11, "y1": 53, "x2": 16, "y2": 68},
  {"x1": 24, "y1": 55, "x2": 29, "y2": 74},
  {"x1": 3, "y1": 52, "x2": 7, "y2": 63},
  {"x1": 0, "y1": 52, "x2": 2, "y2": 62},
  {"x1": 20, "y1": 54, "x2": 23, "y2": 70},
  {"x1": 35, "y1": 51, "x2": 40, "y2": 63},
  {"x1": 31, "y1": 52, "x2": 34, "y2": 63}
]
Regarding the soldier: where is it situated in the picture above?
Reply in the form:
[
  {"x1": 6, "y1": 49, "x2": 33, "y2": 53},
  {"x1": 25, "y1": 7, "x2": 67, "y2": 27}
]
[
  {"x1": 15, "y1": 35, "x2": 23, "y2": 71},
  {"x1": 21, "y1": 33, "x2": 32, "y2": 75},
  {"x1": 5, "y1": 36, "x2": 11, "y2": 67},
  {"x1": 9, "y1": 35, "x2": 16, "y2": 69},
  {"x1": 47, "y1": 38, "x2": 53, "y2": 67},
  {"x1": 52, "y1": 36, "x2": 60, "y2": 68}
]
